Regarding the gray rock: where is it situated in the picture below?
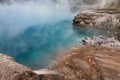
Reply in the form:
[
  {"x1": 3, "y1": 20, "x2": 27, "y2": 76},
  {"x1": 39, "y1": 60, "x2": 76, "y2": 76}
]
[
  {"x1": 73, "y1": 9, "x2": 120, "y2": 40},
  {"x1": 82, "y1": 35, "x2": 120, "y2": 48}
]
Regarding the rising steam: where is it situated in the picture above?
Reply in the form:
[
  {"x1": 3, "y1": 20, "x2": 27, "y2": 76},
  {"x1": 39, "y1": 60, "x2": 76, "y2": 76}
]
[
  {"x1": 0, "y1": 0, "x2": 112, "y2": 68},
  {"x1": 0, "y1": 1, "x2": 73, "y2": 37},
  {"x1": 0, "y1": 0, "x2": 113, "y2": 53}
]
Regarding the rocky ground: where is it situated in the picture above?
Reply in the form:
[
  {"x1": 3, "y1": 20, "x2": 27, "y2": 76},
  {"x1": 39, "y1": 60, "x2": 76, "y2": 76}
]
[
  {"x1": 0, "y1": 54, "x2": 63, "y2": 80},
  {"x1": 1, "y1": 45, "x2": 120, "y2": 80},
  {"x1": 0, "y1": 54, "x2": 39, "y2": 80},
  {"x1": 73, "y1": 8, "x2": 120, "y2": 40},
  {"x1": 50, "y1": 45, "x2": 120, "y2": 80},
  {"x1": 82, "y1": 35, "x2": 120, "y2": 48}
]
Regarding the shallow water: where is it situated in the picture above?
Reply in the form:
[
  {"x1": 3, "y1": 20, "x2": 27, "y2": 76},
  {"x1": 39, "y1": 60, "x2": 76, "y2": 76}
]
[{"x1": 0, "y1": 2, "x2": 104, "y2": 69}]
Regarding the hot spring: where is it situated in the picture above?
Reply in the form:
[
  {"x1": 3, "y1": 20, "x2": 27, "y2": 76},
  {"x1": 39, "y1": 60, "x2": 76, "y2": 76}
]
[{"x1": 0, "y1": 1, "x2": 104, "y2": 69}]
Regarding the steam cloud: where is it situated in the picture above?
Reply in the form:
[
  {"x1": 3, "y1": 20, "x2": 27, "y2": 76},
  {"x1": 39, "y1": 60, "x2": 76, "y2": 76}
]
[
  {"x1": 0, "y1": 0, "x2": 92, "y2": 37},
  {"x1": 0, "y1": 0, "x2": 110, "y2": 52},
  {"x1": 0, "y1": 0, "x2": 113, "y2": 49},
  {"x1": 0, "y1": 0, "x2": 80, "y2": 58},
  {"x1": 0, "y1": 0, "x2": 73, "y2": 37},
  {"x1": 0, "y1": 0, "x2": 112, "y2": 68}
]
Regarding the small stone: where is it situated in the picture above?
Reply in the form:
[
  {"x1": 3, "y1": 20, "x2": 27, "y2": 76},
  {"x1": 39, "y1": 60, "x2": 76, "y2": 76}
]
[
  {"x1": 80, "y1": 22, "x2": 86, "y2": 26},
  {"x1": 118, "y1": 74, "x2": 120, "y2": 77}
]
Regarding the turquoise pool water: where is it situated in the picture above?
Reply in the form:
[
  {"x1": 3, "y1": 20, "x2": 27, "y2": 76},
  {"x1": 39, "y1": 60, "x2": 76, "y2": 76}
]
[{"x1": 0, "y1": 3, "x2": 104, "y2": 69}]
